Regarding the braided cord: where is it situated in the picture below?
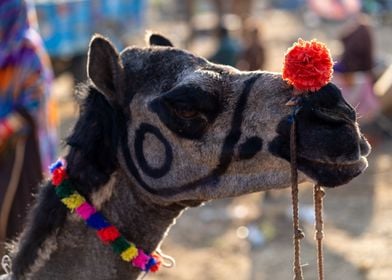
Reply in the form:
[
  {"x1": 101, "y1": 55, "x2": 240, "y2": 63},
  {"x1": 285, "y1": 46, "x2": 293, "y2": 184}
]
[
  {"x1": 290, "y1": 117, "x2": 326, "y2": 280},
  {"x1": 314, "y1": 184, "x2": 325, "y2": 280},
  {"x1": 290, "y1": 119, "x2": 304, "y2": 280}
]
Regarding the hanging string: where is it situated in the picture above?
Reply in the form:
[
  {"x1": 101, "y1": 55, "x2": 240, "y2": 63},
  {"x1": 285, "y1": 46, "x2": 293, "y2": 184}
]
[
  {"x1": 155, "y1": 248, "x2": 176, "y2": 268},
  {"x1": 290, "y1": 118, "x2": 304, "y2": 280},
  {"x1": 314, "y1": 184, "x2": 325, "y2": 280},
  {"x1": 1, "y1": 255, "x2": 12, "y2": 275},
  {"x1": 290, "y1": 114, "x2": 326, "y2": 280}
]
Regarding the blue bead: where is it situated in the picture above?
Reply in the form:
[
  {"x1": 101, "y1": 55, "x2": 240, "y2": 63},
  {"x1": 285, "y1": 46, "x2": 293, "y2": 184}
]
[
  {"x1": 49, "y1": 160, "x2": 63, "y2": 173},
  {"x1": 86, "y1": 213, "x2": 110, "y2": 230},
  {"x1": 145, "y1": 257, "x2": 157, "y2": 272}
]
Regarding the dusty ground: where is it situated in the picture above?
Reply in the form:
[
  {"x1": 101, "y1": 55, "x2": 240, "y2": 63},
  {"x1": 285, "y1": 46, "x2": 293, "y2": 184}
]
[{"x1": 52, "y1": 9, "x2": 392, "y2": 280}]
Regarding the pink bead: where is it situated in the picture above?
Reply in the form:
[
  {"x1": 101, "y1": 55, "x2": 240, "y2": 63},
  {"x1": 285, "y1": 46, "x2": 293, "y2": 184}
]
[
  {"x1": 76, "y1": 202, "x2": 96, "y2": 220},
  {"x1": 132, "y1": 250, "x2": 150, "y2": 270}
]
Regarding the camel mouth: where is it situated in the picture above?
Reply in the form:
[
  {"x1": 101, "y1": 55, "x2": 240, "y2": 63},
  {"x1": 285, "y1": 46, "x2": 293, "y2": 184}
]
[{"x1": 298, "y1": 156, "x2": 368, "y2": 187}]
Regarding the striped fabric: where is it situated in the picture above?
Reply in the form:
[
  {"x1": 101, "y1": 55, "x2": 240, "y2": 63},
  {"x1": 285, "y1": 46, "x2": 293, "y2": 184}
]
[{"x1": 0, "y1": 0, "x2": 57, "y2": 170}]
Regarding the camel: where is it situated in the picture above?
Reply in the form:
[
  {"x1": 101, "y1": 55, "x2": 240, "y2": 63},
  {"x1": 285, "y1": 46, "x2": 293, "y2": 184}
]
[{"x1": 1, "y1": 33, "x2": 370, "y2": 280}]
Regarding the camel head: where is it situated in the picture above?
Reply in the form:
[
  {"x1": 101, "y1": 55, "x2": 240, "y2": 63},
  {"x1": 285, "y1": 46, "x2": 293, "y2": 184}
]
[{"x1": 78, "y1": 34, "x2": 370, "y2": 205}]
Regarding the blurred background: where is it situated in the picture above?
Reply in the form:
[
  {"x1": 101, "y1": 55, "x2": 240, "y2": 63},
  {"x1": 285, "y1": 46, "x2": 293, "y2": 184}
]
[{"x1": 1, "y1": 0, "x2": 392, "y2": 279}]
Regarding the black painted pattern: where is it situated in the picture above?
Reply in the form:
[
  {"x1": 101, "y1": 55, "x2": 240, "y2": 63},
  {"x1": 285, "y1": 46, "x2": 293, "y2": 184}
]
[
  {"x1": 134, "y1": 123, "x2": 173, "y2": 178},
  {"x1": 121, "y1": 74, "x2": 261, "y2": 197},
  {"x1": 238, "y1": 136, "x2": 263, "y2": 160}
]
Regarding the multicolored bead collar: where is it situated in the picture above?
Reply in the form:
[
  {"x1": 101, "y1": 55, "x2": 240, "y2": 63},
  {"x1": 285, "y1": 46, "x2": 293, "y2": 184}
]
[{"x1": 49, "y1": 159, "x2": 161, "y2": 273}]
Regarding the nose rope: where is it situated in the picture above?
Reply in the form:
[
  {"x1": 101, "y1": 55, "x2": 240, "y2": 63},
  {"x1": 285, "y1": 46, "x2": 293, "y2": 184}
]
[
  {"x1": 314, "y1": 184, "x2": 325, "y2": 280},
  {"x1": 290, "y1": 118, "x2": 304, "y2": 280},
  {"x1": 290, "y1": 117, "x2": 325, "y2": 280},
  {"x1": 283, "y1": 38, "x2": 331, "y2": 280}
]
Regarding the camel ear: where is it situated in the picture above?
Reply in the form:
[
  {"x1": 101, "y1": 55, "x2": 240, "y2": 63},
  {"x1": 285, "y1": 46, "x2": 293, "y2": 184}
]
[
  {"x1": 87, "y1": 35, "x2": 124, "y2": 105},
  {"x1": 148, "y1": 33, "x2": 174, "y2": 47}
]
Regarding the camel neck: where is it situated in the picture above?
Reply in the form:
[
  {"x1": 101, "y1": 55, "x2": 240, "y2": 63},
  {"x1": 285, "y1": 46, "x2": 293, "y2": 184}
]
[
  {"x1": 28, "y1": 170, "x2": 184, "y2": 280},
  {"x1": 101, "y1": 170, "x2": 185, "y2": 253}
]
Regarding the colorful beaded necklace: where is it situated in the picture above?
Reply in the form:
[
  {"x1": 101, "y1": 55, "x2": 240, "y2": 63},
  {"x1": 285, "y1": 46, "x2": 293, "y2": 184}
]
[{"x1": 49, "y1": 159, "x2": 161, "y2": 273}]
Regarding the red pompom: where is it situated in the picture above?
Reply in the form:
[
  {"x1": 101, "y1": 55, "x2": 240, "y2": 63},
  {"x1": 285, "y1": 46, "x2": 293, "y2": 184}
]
[
  {"x1": 52, "y1": 168, "x2": 67, "y2": 186},
  {"x1": 282, "y1": 39, "x2": 333, "y2": 93},
  {"x1": 97, "y1": 225, "x2": 121, "y2": 244}
]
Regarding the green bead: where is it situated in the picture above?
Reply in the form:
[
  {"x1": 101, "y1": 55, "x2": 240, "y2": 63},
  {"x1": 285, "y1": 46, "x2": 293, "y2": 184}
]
[
  {"x1": 111, "y1": 236, "x2": 130, "y2": 254},
  {"x1": 55, "y1": 180, "x2": 75, "y2": 199}
]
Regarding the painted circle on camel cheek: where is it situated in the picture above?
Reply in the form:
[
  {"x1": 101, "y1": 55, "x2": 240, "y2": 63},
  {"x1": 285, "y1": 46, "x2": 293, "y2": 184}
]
[{"x1": 134, "y1": 123, "x2": 173, "y2": 178}]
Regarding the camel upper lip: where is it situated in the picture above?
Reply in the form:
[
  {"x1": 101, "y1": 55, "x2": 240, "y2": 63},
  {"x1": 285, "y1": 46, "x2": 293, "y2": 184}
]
[{"x1": 297, "y1": 156, "x2": 368, "y2": 187}]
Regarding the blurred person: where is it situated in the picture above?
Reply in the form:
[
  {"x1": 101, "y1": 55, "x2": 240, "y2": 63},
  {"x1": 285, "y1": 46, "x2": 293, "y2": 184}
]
[
  {"x1": 237, "y1": 20, "x2": 265, "y2": 71},
  {"x1": 212, "y1": 0, "x2": 253, "y2": 26},
  {"x1": 0, "y1": 0, "x2": 57, "y2": 243},
  {"x1": 333, "y1": 13, "x2": 380, "y2": 124},
  {"x1": 307, "y1": 0, "x2": 361, "y2": 21},
  {"x1": 335, "y1": 14, "x2": 373, "y2": 74},
  {"x1": 209, "y1": 25, "x2": 242, "y2": 67},
  {"x1": 183, "y1": 0, "x2": 253, "y2": 47}
]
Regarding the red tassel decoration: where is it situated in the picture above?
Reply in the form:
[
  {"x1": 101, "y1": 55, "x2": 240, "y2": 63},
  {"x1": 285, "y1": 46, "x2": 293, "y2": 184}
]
[{"x1": 282, "y1": 39, "x2": 333, "y2": 93}]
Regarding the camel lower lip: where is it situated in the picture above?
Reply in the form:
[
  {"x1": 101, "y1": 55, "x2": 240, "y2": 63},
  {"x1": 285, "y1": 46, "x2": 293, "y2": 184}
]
[{"x1": 298, "y1": 156, "x2": 368, "y2": 187}]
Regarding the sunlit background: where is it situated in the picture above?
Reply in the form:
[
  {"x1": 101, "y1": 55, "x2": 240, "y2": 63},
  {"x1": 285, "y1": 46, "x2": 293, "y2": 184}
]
[{"x1": 3, "y1": 0, "x2": 392, "y2": 279}]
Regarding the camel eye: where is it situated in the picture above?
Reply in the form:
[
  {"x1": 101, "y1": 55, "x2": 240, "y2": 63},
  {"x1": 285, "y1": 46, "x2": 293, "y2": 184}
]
[
  {"x1": 174, "y1": 108, "x2": 199, "y2": 119},
  {"x1": 150, "y1": 84, "x2": 220, "y2": 139}
]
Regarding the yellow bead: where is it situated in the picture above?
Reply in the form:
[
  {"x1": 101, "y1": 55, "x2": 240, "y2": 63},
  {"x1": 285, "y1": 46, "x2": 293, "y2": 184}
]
[
  {"x1": 120, "y1": 245, "x2": 138, "y2": 262},
  {"x1": 61, "y1": 193, "x2": 85, "y2": 210}
]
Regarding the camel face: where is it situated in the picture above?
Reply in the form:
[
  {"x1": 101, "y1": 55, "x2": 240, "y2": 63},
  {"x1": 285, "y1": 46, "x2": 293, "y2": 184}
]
[
  {"x1": 269, "y1": 83, "x2": 371, "y2": 187},
  {"x1": 87, "y1": 34, "x2": 370, "y2": 204}
]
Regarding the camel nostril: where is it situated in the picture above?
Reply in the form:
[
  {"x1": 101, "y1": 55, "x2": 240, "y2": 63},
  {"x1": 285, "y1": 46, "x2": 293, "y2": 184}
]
[{"x1": 360, "y1": 135, "x2": 371, "y2": 157}]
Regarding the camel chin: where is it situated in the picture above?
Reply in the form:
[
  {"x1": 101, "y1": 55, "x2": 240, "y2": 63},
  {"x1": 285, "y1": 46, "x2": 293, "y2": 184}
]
[{"x1": 299, "y1": 156, "x2": 368, "y2": 187}]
